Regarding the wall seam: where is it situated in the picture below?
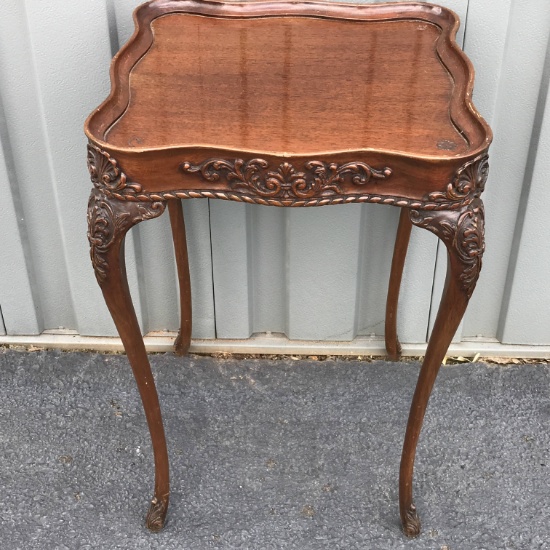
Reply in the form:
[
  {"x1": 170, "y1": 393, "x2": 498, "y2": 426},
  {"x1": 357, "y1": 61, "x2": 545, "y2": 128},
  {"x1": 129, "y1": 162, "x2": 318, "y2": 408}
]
[
  {"x1": 105, "y1": 0, "x2": 121, "y2": 57},
  {"x1": 21, "y1": 0, "x2": 77, "y2": 328},
  {"x1": 464, "y1": 0, "x2": 514, "y2": 124},
  {"x1": 0, "y1": 305, "x2": 7, "y2": 335},
  {"x1": 207, "y1": 199, "x2": 219, "y2": 339},
  {"x1": 496, "y1": 30, "x2": 550, "y2": 340},
  {"x1": 245, "y1": 205, "x2": 255, "y2": 337},
  {"x1": 0, "y1": 90, "x2": 43, "y2": 332}
]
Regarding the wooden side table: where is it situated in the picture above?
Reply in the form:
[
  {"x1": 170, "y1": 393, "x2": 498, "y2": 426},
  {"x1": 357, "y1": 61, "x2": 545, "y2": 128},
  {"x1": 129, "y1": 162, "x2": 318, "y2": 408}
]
[{"x1": 85, "y1": 0, "x2": 492, "y2": 536}]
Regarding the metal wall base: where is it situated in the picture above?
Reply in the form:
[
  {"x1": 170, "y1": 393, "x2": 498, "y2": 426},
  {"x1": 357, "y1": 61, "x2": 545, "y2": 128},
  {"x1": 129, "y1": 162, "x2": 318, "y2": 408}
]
[{"x1": 1, "y1": 330, "x2": 549, "y2": 359}]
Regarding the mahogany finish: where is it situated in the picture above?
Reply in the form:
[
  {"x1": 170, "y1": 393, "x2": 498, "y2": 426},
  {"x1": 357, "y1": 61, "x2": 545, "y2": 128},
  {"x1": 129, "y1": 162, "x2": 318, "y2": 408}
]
[
  {"x1": 85, "y1": 0, "x2": 492, "y2": 537},
  {"x1": 108, "y1": 16, "x2": 464, "y2": 155},
  {"x1": 385, "y1": 209, "x2": 413, "y2": 361},
  {"x1": 168, "y1": 200, "x2": 192, "y2": 356}
]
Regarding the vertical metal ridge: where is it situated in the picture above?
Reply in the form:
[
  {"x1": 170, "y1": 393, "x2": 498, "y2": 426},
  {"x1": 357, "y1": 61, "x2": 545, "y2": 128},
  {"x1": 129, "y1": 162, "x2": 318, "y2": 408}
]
[
  {"x1": 207, "y1": 199, "x2": 218, "y2": 339},
  {"x1": 284, "y1": 208, "x2": 291, "y2": 338},
  {"x1": 0, "y1": 0, "x2": 548, "y2": 348},
  {"x1": 245, "y1": 204, "x2": 255, "y2": 336},
  {"x1": 0, "y1": 305, "x2": 6, "y2": 335},
  {"x1": 461, "y1": 0, "x2": 471, "y2": 50},
  {"x1": 352, "y1": 204, "x2": 369, "y2": 339},
  {"x1": 425, "y1": 240, "x2": 441, "y2": 343},
  {"x1": 497, "y1": 33, "x2": 550, "y2": 341},
  {"x1": 20, "y1": 0, "x2": 78, "y2": 327},
  {"x1": 130, "y1": 225, "x2": 151, "y2": 335},
  {"x1": 463, "y1": 0, "x2": 513, "y2": 124},
  {"x1": 105, "y1": 0, "x2": 121, "y2": 58},
  {"x1": 462, "y1": 0, "x2": 550, "y2": 339},
  {"x1": 0, "y1": 89, "x2": 43, "y2": 332}
]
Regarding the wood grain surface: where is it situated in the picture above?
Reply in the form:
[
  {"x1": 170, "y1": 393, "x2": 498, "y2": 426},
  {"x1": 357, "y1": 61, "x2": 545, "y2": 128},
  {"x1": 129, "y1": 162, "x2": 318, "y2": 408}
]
[{"x1": 107, "y1": 15, "x2": 462, "y2": 155}]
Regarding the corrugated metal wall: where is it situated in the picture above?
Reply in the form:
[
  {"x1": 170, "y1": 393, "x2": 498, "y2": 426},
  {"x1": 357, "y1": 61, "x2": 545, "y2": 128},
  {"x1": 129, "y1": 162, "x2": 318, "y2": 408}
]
[{"x1": 1, "y1": 0, "x2": 549, "y2": 349}]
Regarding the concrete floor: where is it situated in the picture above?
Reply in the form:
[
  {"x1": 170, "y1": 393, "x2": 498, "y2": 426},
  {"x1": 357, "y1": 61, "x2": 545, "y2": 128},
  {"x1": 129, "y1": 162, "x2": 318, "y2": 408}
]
[{"x1": 0, "y1": 348, "x2": 549, "y2": 549}]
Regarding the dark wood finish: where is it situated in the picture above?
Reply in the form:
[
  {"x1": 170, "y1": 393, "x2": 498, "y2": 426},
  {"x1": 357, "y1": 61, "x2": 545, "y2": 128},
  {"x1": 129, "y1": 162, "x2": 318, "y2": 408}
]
[
  {"x1": 401, "y1": 198, "x2": 485, "y2": 536},
  {"x1": 385, "y1": 208, "x2": 413, "y2": 361},
  {"x1": 87, "y1": 189, "x2": 170, "y2": 530},
  {"x1": 85, "y1": 0, "x2": 491, "y2": 202},
  {"x1": 168, "y1": 200, "x2": 192, "y2": 356},
  {"x1": 84, "y1": 0, "x2": 492, "y2": 537},
  {"x1": 107, "y1": 16, "x2": 464, "y2": 155}
]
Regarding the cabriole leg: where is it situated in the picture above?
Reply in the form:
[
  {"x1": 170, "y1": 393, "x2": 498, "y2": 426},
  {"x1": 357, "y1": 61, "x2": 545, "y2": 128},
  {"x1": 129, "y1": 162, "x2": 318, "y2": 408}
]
[
  {"x1": 399, "y1": 198, "x2": 485, "y2": 537},
  {"x1": 87, "y1": 189, "x2": 170, "y2": 531},
  {"x1": 168, "y1": 200, "x2": 192, "y2": 356},
  {"x1": 385, "y1": 208, "x2": 413, "y2": 360}
]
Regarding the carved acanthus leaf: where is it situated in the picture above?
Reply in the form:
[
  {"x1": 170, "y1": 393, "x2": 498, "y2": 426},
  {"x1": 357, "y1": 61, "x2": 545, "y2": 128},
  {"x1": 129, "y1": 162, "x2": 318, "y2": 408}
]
[
  {"x1": 409, "y1": 198, "x2": 485, "y2": 298},
  {"x1": 87, "y1": 144, "x2": 142, "y2": 195},
  {"x1": 86, "y1": 146, "x2": 489, "y2": 212},
  {"x1": 87, "y1": 189, "x2": 165, "y2": 284},
  {"x1": 427, "y1": 154, "x2": 489, "y2": 203},
  {"x1": 180, "y1": 158, "x2": 392, "y2": 200}
]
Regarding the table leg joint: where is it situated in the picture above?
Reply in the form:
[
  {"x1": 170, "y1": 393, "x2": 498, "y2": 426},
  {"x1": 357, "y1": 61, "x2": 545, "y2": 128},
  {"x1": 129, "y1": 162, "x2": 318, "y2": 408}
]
[
  {"x1": 409, "y1": 197, "x2": 485, "y2": 298},
  {"x1": 87, "y1": 188, "x2": 166, "y2": 285}
]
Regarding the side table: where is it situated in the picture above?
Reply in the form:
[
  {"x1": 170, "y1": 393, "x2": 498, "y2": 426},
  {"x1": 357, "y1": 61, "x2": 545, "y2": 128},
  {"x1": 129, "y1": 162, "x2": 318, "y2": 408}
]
[{"x1": 85, "y1": 0, "x2": 492, "y2": 536}]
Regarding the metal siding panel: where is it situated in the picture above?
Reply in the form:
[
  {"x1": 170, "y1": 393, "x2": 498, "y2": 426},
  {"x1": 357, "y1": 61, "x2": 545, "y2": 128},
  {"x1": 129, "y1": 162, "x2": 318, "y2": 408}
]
[
  {"x1": 397, "y1": 221, "x2": 440, "y2": 343},
  {"x1": 0, "y1": 116, "x2": 42, "y2": 335},
  {"x1": 356, "y1": 205, "x2": 438, "y2": 343},
  {"x1": 139, "y1": 200, "x2": 216, "y2": 339},
  {"x1": 17, "y1": 0, "x2": 147, "y2": 337},
  {"x1": 111, "y1": 0, "x2": 142, "y2": 46},
  {"x1": 138, "y1": 214, "x2": 180, "y2": 334},
  {"x1": 356, "y1": 205, "x2": 400, "y2": 339},
  {"x1": 499, "y1": 56, "x2": 550, "y2": 345},
  {"x1": 4, "y1": 0, "x2": 550, "y2": 350},
  {"x1": 462, "y1": 0, "x2": 513, "y2": 123},
  {"x1": 0, "y1": 0, "x2": 216, "y2": 341},
  {"x1": 0, "y1": 1, "x2": 76, "y2": 332},
  {"x1": 433, "y1": 0, "x2": 468, "y2": 44},
  {"x1": 428, "y1": 243, "x2": 464, "y2": 343},
  {"x1": 184, "y1": 200, "x2": 217, "y2": 339},
  {"x1": 286, "y1": 205, "x2": 362, "y2": 341},
  {"x1": 250, "y1": 206, "x2": 287, "y2": 334},
  {"x1": 462, "y1": 0, "x2": 550, "y2": 338},
  {"x1": 210, "y1": 201, "x2": 253, "y2": 338}
]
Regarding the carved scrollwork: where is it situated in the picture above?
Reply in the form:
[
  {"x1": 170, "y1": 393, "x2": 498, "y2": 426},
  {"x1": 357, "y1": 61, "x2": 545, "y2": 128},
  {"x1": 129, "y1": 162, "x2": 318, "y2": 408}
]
[
  {"x1": 409, "y1": 198, "x2": 485, "y2": 298},
  {"x1": 305, "y1": 160, "x2": 392, "y2": 194},
  {"x1": 402, "y1": 503, "x2": 421, "y2": 538},
  {"x1": 180, "y1": 158, "x2": 392, "y2": 200},
  {"x1": 87, "y1": 144, "x2": 489, "y2": 212},
  {"x1": 427, "y1": 153, "x2": 489, "y2": 204},
  {"x1": 87, "y1": 189, "x2": 165, "y2": 284},
  {"x1": 87, "y1": 144, "x2": 142, "y2": 195}
]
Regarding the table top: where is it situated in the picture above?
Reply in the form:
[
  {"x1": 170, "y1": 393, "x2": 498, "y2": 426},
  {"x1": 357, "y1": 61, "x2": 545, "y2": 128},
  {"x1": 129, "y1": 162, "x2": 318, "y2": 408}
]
[{"x1": 85, "y1": 0, "x2": 492, "y2": 206}]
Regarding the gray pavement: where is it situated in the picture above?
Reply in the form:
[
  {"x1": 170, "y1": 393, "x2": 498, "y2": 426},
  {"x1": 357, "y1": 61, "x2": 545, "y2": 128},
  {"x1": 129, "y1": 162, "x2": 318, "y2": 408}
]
[{"x1": 0, "y1": 348, "x2": 549, "y2": 549}]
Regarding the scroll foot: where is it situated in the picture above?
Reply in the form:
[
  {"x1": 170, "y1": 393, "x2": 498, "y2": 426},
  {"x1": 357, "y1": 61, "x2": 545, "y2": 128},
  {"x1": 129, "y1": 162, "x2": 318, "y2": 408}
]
[
  {"x1": 146, "y1": 495, "x2": 169, "y2": 532},
  {"x1": 402, "y1": 502, "x2": 421, "y2": 538}
]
